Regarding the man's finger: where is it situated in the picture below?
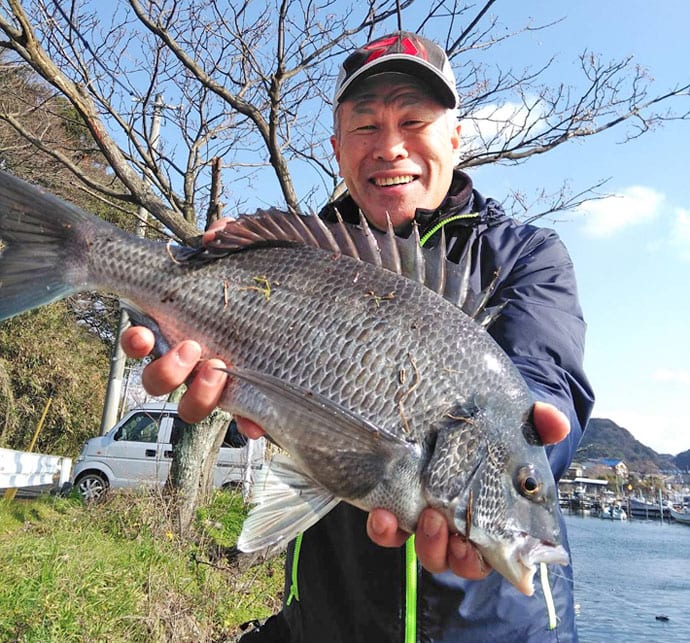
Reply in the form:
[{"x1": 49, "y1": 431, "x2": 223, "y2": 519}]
[
  {"x1": 366, "y1": 509, "x2": 408, "y2": 548},
  {"x1": 533, "y1": 402, "x2": 570, "y2": 445},
  {"x1": 447, "y1": 535, "x2": 491, "y2": 580},
  {"x1": 202, "y1": 218, "x2": 231, "y2": 244},
  {"x1": 236, "y1": 416, "x2": 267, "y2": 439},
  {"x1": 414, "y1": 508, "x2": 450, "y2": 574},
  {"x1": 120, "y1": 326, "x2": 155, "y2": 358},
  {"x1": 140, "y1": 340, "x2": 202, "y2": 397},
  {"x1": 177, "y1": 358, "x2": 228, "y2": 424}
]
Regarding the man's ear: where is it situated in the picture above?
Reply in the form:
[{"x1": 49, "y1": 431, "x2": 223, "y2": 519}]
[
  {"x1": 451, "y1": 122, "x2": 462, "y2": 165},
  {"x1": 330, "y1": 134, "x2": 343, "y2": 177},
  {"x1": 452, "y1": 122, "x2": 461, "y2": 150},
  {"x1": 330, "y1": 134, "x2": 340, "y2": 163}
]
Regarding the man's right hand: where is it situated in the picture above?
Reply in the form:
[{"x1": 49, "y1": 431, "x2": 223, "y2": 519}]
[{"x1": 120, "y1": 326, "x2": 263, "y2": 438}]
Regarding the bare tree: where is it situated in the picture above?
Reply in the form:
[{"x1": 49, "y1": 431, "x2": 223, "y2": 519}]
[
  {"x1": 0, "y1": 0, "x2": 687, "y2": 520},
  {"x1": 0, "y1": 1, "x2": 687, "y2": 230}
]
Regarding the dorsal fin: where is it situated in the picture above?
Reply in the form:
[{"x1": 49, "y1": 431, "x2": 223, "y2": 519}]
[{"x1": 204, "y1": 209, "x2": 499, "y2": 323}]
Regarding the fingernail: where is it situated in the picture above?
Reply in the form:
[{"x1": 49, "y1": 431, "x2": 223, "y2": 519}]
[
  {"x1": 177, "y1": 341, "x2": 201, "y2": 366},
  {"x1": 201, "y1": 360, "x2": 227, "y2": 385},
  {"x1": 127, "y1": 330, "x2": 149, "y2": 351},
  {"x1": 422, "y1": 512, "x2": 444, "y2": 539}
]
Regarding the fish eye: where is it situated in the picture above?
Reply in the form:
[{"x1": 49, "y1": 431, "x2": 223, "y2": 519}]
[{"x1": 515, "y1": 465, "x2": 542, "y2": 499}]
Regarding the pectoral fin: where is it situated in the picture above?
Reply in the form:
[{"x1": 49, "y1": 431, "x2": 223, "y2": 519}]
[
  {"x1": 238, "y1": 453, "x2": 340, "y2": 552},
  {"x1": 222, "y1": 365, "x2": 419, "y2": 498}
]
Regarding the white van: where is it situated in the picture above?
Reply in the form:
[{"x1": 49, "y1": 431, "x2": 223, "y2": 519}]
[{"x1": 72, "y1": 403, "x2": 265, "y2": 501}]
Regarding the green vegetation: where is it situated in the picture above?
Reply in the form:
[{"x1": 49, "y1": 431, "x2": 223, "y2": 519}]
[
  {"x1": 0, "y1": 490, "x2": 284, "y2": 642},
  {"x1": 0, "y1": 304, "x2": 110, "y2": 457}
]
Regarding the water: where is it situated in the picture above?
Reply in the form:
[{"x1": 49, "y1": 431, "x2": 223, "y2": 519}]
[{"x1": 564, "y1": 514, "x2": 690, "y2": 642}]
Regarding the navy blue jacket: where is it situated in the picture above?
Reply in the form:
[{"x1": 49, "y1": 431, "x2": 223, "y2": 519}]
[{"x1": 241, "y1": 170, "x2": 595, "y2": 642}]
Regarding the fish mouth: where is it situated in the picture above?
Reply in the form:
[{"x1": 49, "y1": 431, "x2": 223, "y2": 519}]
[
  {"x1": 472, "y1": 530, "x2": 569, "y2": 596},
  {"x1": 370, "y1": 174, "x2": 418, "y2": 187}
]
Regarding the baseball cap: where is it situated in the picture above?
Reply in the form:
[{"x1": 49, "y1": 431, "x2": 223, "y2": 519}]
[{"x1": 333, "y1": 31, "x2": 459, "y2": 110}]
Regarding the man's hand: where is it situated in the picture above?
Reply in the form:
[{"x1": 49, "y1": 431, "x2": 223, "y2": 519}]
[
  {"x1": 122, "y1": 327, "x2": 267, "y2": 437},
  {"x1": 367, "y1": 507, "x2": 489, "y2": 578},
  {"x1": 121, "y1": 327, "x2": 227, "y2": 423},
  {"x1": 367, "y1": 402, "x2": 570, "y2": 578}
]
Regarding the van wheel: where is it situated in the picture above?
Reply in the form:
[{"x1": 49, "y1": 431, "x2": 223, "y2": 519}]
[{"x1": 76, "y1": 473, "x2": 109, "y2": 503}]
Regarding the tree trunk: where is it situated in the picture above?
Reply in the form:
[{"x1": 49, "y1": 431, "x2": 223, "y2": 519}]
[{"x1": 168, "y1": 407, "x2": 231, "y2": 537}]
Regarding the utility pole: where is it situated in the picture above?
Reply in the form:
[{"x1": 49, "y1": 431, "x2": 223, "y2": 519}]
[{"x1": 99, "y1": 93, "x2": 167, "y2": 434}]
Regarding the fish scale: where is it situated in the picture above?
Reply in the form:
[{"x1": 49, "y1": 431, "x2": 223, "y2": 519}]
[
  {"x1": 170, "y1": 243, "x2": 460, "y2": 432},
  {"x1": 0, "y1": 170, "x2": 567, "y2": 596}
]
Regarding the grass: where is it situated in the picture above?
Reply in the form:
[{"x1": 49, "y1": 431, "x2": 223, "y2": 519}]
[{"x1": 0, "y1": 490, "x2": 284, "y2": 642}]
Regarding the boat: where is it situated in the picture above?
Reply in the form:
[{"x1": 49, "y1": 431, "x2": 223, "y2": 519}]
[
  {"x1": 626, "y1": 497, "x2": 672, "y2": 520},
  {"x1": 598, "y1": 504, "x2": 627, "y2": 521},
  {"x1": 670, "y1": 507, "x2": 690, "y2": 525}
]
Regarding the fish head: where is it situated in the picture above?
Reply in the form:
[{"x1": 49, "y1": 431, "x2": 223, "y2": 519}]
[
  {"x1": 467, "y1": 416, "x2": 567, "y2": 595},
  {"x1": 435, "y1": 409, "x2": 568, "y2": 596}
]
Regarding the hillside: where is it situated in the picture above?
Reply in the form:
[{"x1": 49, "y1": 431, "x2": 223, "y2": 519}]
[
  {"x1": 576, "y1": 418, "x2": 680, "y2": 473},
  {"x1": 675, "y1": 449, "x2": 690, "y2": 470}
]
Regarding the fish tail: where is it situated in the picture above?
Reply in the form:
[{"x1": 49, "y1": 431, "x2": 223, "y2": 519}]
[{"x1": 0, "y1": 172, "x2": 94, "y2": 321}]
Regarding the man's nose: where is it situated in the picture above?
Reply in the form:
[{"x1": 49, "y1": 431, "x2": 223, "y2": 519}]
[{"x1": 373, "y1": 126, "x2": 408, "y2": 161}]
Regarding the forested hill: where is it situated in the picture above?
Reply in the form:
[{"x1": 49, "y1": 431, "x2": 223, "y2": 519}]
[{"x1": 576, "y1": 418, "x2": 685, "y2": 473}]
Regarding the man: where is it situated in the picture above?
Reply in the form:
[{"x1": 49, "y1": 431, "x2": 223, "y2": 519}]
[{"x1": 123, "y1": 32, "x2": 593, "y2": 642}]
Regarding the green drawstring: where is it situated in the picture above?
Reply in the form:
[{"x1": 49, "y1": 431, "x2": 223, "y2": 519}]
[
  {"x1": 286, "y1": 532, "x2": 304, "y2": 605},
  {"x1": 418, "y1": 213, "x2": 479, "y2": 247},
  {"x1": 405, "y1": 536, "x2": 418, "y2": 643}
]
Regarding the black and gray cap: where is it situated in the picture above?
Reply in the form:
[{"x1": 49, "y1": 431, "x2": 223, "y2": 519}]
[{"x1": 333, "y1": 31, "x2": 459, "y2": 109}]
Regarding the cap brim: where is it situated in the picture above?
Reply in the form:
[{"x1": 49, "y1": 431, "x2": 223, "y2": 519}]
[{"x1": 335, "y1": 56, "x2": 458, "y2": 108}]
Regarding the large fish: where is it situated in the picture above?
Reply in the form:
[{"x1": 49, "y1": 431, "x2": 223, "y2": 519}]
[{"x1": 0, "y1": 171, "x2": 567, "y2": 595}]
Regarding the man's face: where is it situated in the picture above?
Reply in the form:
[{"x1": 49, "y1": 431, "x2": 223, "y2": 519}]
[{"x1": 331, "y1": 76, "x2": 461, "y2": 231}]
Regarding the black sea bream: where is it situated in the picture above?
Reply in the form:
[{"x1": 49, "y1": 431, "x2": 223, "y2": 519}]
[{"x1": 0, "y1": 171, "x2": 567, "y2": 595}]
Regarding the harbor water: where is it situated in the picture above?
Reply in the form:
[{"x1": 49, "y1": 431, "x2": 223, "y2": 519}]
[{"x1": 565, "y1": 514, "x2": 690, "y2": 642}]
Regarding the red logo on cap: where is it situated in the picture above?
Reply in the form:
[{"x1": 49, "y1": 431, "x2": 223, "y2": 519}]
[{"x1": 363, "y1": 35, "x2": 427, "y2": 64}]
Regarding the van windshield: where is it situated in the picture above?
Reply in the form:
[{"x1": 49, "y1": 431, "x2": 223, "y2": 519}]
[{"x1": 115, "y1": 413, "x2": 160, "y2": 443}]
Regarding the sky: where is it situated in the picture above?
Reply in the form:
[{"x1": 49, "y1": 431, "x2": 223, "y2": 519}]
[{"x1": 454, "y1": 1, "x2": 690, "y2": 455}]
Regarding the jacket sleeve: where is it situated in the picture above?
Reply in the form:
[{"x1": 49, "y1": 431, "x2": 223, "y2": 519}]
[{"x1": 480, "y1": 222, "x2": 595, "y2": 480}]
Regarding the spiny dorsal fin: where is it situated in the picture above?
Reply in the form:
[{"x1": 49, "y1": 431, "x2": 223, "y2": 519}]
[{"x1": 205, "y1": 209, "x2": 498, "y2": 324}]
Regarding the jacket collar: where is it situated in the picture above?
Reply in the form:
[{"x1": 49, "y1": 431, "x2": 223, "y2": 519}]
[{"x1": 413, "y1": 168, "x2": 474, "y2": 227}]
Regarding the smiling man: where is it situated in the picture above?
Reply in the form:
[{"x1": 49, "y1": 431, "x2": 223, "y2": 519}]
[
  {"x1": 122, "y1": 32, "x2": 594, "y2": 642},
  {"x1": 331, "y1": 73, "x2": 461, "y2": 232}
]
